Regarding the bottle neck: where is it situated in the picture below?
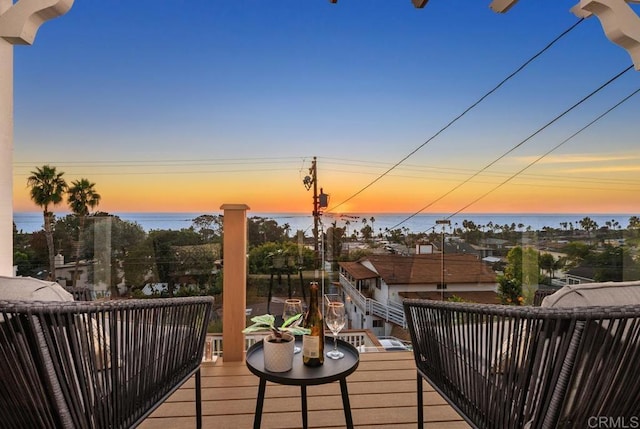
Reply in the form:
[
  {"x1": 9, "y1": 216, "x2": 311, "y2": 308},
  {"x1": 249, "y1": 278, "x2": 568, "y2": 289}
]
[{"x1": 309, "y1": 284, "x2": 319, "y2": 310}]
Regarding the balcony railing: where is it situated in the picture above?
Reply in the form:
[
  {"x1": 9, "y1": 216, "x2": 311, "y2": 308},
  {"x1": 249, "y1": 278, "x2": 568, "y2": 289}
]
[
  {"x1": 205, "y1": 329, "x2": 377, "y2": 358},
  {"x1": 340, "y1": 273, "x2": 407, "y2": 328}
]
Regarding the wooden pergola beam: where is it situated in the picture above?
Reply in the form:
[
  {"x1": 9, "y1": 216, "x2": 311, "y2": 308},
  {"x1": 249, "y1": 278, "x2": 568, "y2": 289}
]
[{"x1": 572, "y1": 0, "x2": 640, "y2": 70}]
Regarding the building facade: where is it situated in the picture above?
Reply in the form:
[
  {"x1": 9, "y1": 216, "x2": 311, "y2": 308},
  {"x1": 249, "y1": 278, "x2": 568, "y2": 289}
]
[{"x1": 338, "y1": 253, "x2": 498, "y2": 337}]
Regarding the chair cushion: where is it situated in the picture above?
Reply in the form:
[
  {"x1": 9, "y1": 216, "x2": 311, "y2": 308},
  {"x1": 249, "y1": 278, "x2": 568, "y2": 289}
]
[
  {"x1": 541, "y1": 281, "x2": 640, "y2": 308},
  {"x1": 0, "y1": 276, "x2": 73, "y2": 301}
]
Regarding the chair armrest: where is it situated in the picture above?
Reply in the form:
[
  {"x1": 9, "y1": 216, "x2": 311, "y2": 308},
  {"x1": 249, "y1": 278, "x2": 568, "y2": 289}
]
[
  {"x1": 532, "y1": 289, "x2": 556, "y2": 306},
  {"x1": 403, "y1": 299, "x2": 640, "y2": 429},
  {"x1": 0, "y1": 296, "x2": 214, "y2": 429},
  {"x1": 62, "y1": 286, "x2": 93, "y2": 301}
]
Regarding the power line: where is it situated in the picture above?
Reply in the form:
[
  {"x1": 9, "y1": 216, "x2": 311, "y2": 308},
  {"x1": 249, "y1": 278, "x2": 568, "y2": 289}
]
[
  {"x1": 325, "y1": 18, "x2": 585, "y2": 214},
  {"x1": 13, "y1": 156, "x2": 306, "y2": 166},
  {"x1": 449, "y1": 84, "x2": 640, "y2": 218},
  {"x1": 389, "y1": 64, "x2": 634, "y2": 231}
]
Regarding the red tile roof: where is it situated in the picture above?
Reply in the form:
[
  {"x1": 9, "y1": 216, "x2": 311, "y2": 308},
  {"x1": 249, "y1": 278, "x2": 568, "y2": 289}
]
[
  {"x1": 347, "y1": 253, "x2": 496, "y2": 285},
  {"x1": 399, "y1": 291, "x2": 500, "y2": 304},
  {"x1": 338, "y1": 261, "x2": 378, "y2": 280}
]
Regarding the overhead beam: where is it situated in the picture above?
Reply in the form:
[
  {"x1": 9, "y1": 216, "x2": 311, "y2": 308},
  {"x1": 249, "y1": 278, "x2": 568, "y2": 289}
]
[
  {"x1": 489, "y1": 0, "x2": 520, "y2": 13},
  {"x1": 572, "y1": 0, "x2": 640, "y2": 70},
  {"x1": 0, "y1": 0, "x2": 74, "y2": 45}
]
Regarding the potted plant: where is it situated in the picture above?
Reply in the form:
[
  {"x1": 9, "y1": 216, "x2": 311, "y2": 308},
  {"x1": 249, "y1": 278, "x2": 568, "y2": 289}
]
[{"x1": 243, "y1": 314, "x2": 310, "y2": 372}]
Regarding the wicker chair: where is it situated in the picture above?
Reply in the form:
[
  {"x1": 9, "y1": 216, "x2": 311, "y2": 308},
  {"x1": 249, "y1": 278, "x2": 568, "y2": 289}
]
[
  {"x1": 0, "y1": 296, "x2": 214, "y2": 429},
  {"x1": 403, "y1": 298, "x2": 640, "y2": 429},
  {"x1": 62, "y1": 286, "x2": 93, "y2": 301},
  {"x1": 532, "y1": 288, "x2": 558, "y2": 306}
]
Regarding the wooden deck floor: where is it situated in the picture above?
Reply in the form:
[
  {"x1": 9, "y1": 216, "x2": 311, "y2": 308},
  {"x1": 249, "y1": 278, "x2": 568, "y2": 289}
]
[{"x1": 140, "y1": 351, "x2": 468, "y2": 429}]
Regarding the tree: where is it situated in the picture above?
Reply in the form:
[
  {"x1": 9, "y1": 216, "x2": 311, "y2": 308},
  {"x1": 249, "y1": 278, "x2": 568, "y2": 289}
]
[
  {"x1": 192, "y1": 214, "x2": 222, "y2": 242},
  {"x1": 498, "y1": 246, "x2": 541, "y2": 305},
  {"x1": 497, "y1": 276, "x2": 522, "y2": 305},
  {"x1": 538, "y1": 252, "x2": 564, "y2": 281},
  {"x1": 562, "y1": 241, "x2": 592, "y2": 268},
  {"x1": 27, "y1": 165, "x2": 67, "y2": 280},
  {"x1": 583, "y1": 245, "x2": 639, "y2": 282},
  {"x1": 122, "y1": 238, "x2": 156, "y2": 294},
  {"x1": 360, "y1": 224, "x2": 373, "y2": 241},
  {"x1": 67, "y1": 178, "x2": 101, "y2": 286},
  {"x1": 248, "y1": 217, "x2": 287, "y2": 246},
  {"x1": 82, "y1": 213, "x2": 147, "y2": 296},
  {"x1": 148, "y1": 229, "x2": 203, "y2": 296},
  {"x1": 539, "y1": 253, "x2": 554, "y2": 277},
  {"x1": 580, "y1": 216, "x2": 598, "y2": 243},
  {"x1": 248, "y1": 242, "x2": 314, "y2": 275},
  {"x1": 325, "y1": 223, "x2": 345, "y2": 263}
]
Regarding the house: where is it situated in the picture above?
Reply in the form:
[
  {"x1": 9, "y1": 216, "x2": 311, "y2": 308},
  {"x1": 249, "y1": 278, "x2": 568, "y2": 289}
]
[
  {"x1": 443, "y1": 238, "x2": 495, "y2": 260},
  {"x1": 565, "y1": 266, "x2": 597, "y2": 285},
  {"x1": 338, "y1": 253, "x2": 498, "y2": 337},
  {"x1": 53, "y1": 253, "x2": 113, "y2": 298}
]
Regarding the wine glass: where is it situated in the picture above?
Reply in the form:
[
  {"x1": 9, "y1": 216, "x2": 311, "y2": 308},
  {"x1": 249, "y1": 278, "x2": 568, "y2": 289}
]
[
  {"x1": 283, "y1": 298, "x2": 303, "y2": 354},
  {"x1": 325, "y1": 300, "x2": 346, "y2": 359}
]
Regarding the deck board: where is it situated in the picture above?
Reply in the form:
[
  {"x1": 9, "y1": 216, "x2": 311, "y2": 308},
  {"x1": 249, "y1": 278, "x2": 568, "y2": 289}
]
[{"x1": 140, "y1": 351, "x2": 468, "y2": 429}]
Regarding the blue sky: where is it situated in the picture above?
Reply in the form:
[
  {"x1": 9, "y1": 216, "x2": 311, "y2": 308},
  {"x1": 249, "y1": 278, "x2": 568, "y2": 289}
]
[{"x1": 11, "y1": 0, "x2": 640, "y2": 215}]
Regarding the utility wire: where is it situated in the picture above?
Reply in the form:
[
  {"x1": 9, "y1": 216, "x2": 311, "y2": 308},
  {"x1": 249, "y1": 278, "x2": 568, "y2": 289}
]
[
  {"x1": 388, "y1": 64, "x2": 634, "y2": 231},
  {"x1": 325, "y1": 18, "x2": 585, "y2": 214},
  {"x1": 448, "y1": 84, "x2": 640, "y2": 219}
]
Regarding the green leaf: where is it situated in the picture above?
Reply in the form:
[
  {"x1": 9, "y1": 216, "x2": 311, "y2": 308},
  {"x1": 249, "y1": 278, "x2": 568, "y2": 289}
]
[
  {"x1": 250, "y1": 314, "x2": 275, "y2": 326},
  {"x1": 281, "y1": 313, "x2": 302, "y2": 328},
  {"x1": 284, "y1": 326, "x2": 311, "y2": 336}
]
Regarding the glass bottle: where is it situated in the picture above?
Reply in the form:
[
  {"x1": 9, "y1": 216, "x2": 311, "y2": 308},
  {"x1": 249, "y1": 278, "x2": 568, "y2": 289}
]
[{"x1": 302, "y1": 282, "x2": 324, "y2": 367}]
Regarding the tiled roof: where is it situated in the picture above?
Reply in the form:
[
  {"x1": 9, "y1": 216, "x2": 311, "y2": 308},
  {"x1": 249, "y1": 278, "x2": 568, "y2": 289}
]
[
  {"x1": 400, "y1": 290, "x2": 500, "y2": 304},
  {"x1": 362, "y1": 254, "x2": 496, "y2": 285},
  {"x1": 338, "y1": 261, "x2": 378, "y2": 280}
]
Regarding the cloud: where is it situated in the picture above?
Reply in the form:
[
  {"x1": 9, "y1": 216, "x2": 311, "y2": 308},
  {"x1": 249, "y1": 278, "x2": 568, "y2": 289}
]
[
  {"x1": 565, "y1": 165, "x2": 640, "y2": 173},
  {"x1": 515, "y1": 153, "x2": 640, "y2": 165}
]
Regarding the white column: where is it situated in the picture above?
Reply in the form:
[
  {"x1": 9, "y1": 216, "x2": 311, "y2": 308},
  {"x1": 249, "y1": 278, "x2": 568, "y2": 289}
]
[
  {"x1": 0, "y1": 0, "x2": 13, "y2": 276},
  {"x1": 0, "y1": 0, "x2": 74, "y2": 276}
]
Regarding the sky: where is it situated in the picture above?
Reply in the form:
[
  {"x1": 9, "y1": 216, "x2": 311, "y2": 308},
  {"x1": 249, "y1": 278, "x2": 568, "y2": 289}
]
[{"x1": 11, "y1": 0, "x2": 640, "y2": 217}]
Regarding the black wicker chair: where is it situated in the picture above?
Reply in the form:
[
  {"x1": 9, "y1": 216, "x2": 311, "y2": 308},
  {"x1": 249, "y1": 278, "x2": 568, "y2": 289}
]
[
  {"x1": 532, "y1": 288, "x2": 558, "y2": 306},
  {"x1": 403, "y1": 299, "x2": 640, "y2": 429},
  {"x1": 0, "y1": 296, "x2": 214, "y2": 429},
  {"x1": 62, "y1": 286, "x2": 93, "y2": 301}
]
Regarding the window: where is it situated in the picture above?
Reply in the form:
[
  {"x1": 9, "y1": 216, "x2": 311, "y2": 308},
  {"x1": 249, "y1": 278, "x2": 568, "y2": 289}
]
[{"x1": 372, "y1": 320, "x2": 383, "y2": 328}]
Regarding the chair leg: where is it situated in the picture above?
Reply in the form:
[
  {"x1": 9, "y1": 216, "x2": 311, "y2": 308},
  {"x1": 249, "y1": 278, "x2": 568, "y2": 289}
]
[
  {"x1": 196, "y1": 369, "x2": 202, "y2": 429},
  {"x1": 417, "y1": 374, "x2": 423, "y2": 429}
]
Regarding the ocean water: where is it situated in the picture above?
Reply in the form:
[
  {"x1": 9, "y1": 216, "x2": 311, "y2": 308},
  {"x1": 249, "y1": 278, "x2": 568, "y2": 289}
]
[{"x1": 12, "y1": 211, "x2": 637, "y2": 235}]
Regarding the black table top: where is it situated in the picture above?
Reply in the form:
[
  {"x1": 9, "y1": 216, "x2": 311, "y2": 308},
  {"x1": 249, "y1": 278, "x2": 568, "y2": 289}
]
[{"x1": 246, "y1": 337, "x2": 360, "y2": 386}]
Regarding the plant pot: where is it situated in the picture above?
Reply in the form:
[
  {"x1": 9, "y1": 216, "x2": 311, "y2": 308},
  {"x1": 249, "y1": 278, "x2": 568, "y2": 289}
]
[{"x1": 263, "y1": 333, "x2": 295, "y2": 372}]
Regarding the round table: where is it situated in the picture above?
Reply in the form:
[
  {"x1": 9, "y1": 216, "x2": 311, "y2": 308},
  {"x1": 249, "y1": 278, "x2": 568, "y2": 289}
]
[{"x1": 245, "y1": 337, "x2": 359, "y2": 429}]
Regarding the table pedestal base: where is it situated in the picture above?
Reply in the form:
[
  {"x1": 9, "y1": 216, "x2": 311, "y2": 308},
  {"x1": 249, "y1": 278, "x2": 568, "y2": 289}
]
[{"x1": 252, "y1": 378, "x2": 354, "y2": 429}]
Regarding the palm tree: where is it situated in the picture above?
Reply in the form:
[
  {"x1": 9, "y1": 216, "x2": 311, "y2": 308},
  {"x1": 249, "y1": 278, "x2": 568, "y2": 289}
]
[
  {"x1": 369, "y1": 216, "x2": 375, "y2": 237},
  {"x1": 27, "y1": 165, "x2": 67, "y2": 280},
  {"x1": 67, "y1": 178, "x2": 101, "y2": 286},
  {"x1": 580, "y1": 216, "x2": 598, "y2": 244}
]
